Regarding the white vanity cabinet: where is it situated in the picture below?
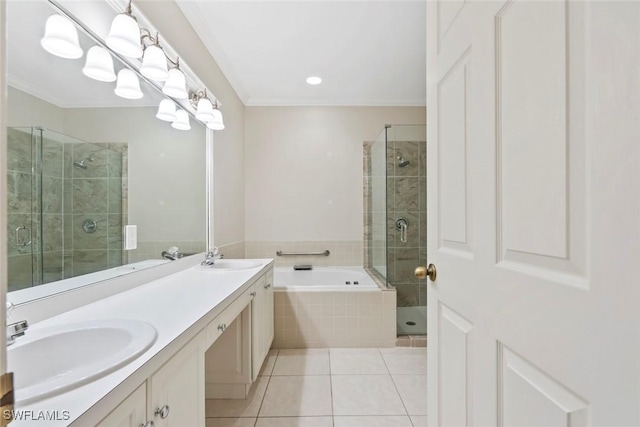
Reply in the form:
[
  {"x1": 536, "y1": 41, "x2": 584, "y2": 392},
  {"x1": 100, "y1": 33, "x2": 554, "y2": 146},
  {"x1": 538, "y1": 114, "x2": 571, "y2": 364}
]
[
  {"x1": 205, "y1": 267, "x2": 275, "y2": 397},
  {"x1": 148, "y1": 331, "x2": 205, "y2": 427},
  {"x1": 94, "y1": 263, "x2": 274, "y2": 426},
  {"x1": 95, "y1": 384, "x2": 146, "y2": 427},
  {"x1": 252, "y1": 269, "x2": 274, "y2": 381},
  {"x1": 96, "y1": 332, "x2": 206, "y2": 427}
]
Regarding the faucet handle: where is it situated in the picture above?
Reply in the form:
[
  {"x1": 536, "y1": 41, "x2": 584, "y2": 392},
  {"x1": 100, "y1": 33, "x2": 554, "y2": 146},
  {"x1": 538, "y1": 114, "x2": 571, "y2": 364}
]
[{"x1": 6, "y1": 301, "x2": 14, "y2": 320}]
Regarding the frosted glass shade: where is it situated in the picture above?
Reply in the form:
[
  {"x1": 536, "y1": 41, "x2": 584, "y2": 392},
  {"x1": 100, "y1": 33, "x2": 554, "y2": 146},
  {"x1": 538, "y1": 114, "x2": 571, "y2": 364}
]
[
  {"x1": 140, "y1": 45, "x2": 168, "y2": 81},
  {"x1": 171, "y1": 109, "x2": 191, "y2": 130},
  {"x1": 41, "y1": 15, "x2": 83, "y2": 59},
  {"x1": 156, "y1": 99, "x2": 177, "y2": 122},
  {"x1": 162, "y1": 68, "x2": 188, "y2": 99},
  {"x1": 114, "y1": 69, "x2": 143, "y2": 99},
  {"x1": 195, "y1": 98, "x2": 215, "y2": 122},
  {"x1": 206, "y1": 109, "x2": 225, "y2": 130},
  {"x1": 82, "y1": 46, "x2": 116, "y2": 82},
  {"x1": 106, "y1": 13, "x2": 142, "y2": 58}
]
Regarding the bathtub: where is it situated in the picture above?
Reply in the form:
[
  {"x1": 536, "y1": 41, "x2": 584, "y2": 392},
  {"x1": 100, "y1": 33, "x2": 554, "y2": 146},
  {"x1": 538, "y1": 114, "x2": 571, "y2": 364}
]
[
  {"x1": 274, "y1": 266, "x2": 379, "y2": 290},
  {"x1": 272, "y1": 267, "x2": 396, "y2": 348}
]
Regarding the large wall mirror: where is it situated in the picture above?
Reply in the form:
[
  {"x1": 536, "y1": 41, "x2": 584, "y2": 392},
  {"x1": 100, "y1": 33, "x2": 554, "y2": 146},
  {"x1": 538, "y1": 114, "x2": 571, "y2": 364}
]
[{"x1": 6, "y1": 0, "x2": 207, "y2": 303}]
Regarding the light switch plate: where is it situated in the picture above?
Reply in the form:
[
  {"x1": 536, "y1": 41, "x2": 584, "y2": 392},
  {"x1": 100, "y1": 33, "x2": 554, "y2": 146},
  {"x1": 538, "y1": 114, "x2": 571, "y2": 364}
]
[{"x1": 124, "y1": 225, "x2": 137, "y2": 250}]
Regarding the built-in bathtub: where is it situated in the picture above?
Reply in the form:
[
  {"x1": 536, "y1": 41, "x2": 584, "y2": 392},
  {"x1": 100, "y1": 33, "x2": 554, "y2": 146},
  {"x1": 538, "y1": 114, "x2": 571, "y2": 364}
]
[
  {"x1": 274, "y1": 267, "x2": 379, "y2": 290},
  {"x1": 272, "y1": 267, "x2": 396, "y2": 348}
]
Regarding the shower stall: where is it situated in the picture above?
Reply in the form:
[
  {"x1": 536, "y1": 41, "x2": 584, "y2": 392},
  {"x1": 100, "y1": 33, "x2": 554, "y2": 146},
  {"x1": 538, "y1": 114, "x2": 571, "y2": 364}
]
[
  {"x1": 365, "y1": 124, "x2": 427, "y2": 336},
  {"x1": 6, "y1": 127, "x2": 127, "y2": 291}
]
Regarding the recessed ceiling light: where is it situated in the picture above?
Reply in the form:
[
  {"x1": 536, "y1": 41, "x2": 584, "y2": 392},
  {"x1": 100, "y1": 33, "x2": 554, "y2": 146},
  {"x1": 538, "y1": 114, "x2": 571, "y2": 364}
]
[{"x1": 306, "y1": 76, "x2": 322, "y2": 85}]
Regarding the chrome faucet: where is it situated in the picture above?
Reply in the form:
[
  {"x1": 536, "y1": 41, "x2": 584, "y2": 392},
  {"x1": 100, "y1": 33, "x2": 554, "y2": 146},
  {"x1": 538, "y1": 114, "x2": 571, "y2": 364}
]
[
  {"x1": 7, "y1": 320, "x2": 29, "y2": 346},
  {"x1": 201, "y1": 247, "x2": 222, "y2": 266},
  {"x1": 162, "y1": 246, "x2": 183, "y2": 261},
  {"x1": 6, "y1": 301, "x2": 28, "y2": 346}
]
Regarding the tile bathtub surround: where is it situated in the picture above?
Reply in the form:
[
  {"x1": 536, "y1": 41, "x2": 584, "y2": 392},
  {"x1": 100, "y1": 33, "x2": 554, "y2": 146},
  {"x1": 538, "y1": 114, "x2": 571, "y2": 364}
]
[
  {"x1": 272, "y1": 290, "x2": 397, "y2": 348},
  {"x1": 205, "y1": 348, "x2": 427, "y2": 427},
  {"x1": 246, "y1": 241, "x2": 363, "y2": 267}
]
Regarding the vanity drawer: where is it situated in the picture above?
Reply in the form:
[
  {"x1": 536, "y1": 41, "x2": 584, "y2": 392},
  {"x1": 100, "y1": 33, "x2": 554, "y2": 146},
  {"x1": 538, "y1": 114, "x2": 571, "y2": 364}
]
[{"x1": 205, "y1": 287, "x2": 253, "y2": 347}]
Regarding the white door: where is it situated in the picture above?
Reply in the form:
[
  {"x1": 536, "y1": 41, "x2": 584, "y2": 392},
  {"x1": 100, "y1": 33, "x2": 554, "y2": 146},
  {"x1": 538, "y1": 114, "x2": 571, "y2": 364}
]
[{"x1": 426, "y1": 1, "x2": 640, "y2": 426}]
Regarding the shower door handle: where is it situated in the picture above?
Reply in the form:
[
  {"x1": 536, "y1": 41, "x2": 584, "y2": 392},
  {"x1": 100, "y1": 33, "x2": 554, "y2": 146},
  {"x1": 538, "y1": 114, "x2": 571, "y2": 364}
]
[{"x1": 15, "y1": 226, "x2": 32, "y2": 246}]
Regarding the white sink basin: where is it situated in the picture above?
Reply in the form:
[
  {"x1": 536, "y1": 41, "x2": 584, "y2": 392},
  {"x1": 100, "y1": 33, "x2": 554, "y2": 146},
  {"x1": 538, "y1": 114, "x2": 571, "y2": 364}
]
[
  {"x1": 197, "y1": 259, "x2": 262, "y2": 271},
  {"x1": 8, "y1": 319, "x2": 157, "y2": 405}
]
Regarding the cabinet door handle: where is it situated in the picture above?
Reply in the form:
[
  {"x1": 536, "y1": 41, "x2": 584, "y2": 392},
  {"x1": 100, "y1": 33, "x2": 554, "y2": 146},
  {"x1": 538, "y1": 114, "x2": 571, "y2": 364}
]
[
  {"x1": 154, "y1": 404, "x2": 170, "y2": 419},
  {"x1": 250, "y1": 291, "x2": 256, "y2": 297},
  {"x1": 264, "y1": 283, "x2": 271, "y2": 289},
  {"x1": 140, "y1": 421, "x2": 155, "y2": 427},
  {"x1": 218, "y1": 323, "x2": 227, "y2": 332}
]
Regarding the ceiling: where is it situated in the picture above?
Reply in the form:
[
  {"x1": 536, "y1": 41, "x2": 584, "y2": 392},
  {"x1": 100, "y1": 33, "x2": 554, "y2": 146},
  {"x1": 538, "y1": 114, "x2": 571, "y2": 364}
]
[{"x1": 176, "y1": 1, "x2": 426, "y2": 107}]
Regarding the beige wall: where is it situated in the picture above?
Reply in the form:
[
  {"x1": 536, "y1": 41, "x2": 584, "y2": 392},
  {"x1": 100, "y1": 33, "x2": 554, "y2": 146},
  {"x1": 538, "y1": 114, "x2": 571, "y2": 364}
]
[
  {"x1": 244, "y1": 106, "x2": 426, "y2": 242},
  {"x1": 137, "y1": 1, "x2": 246, "y2": 249}
]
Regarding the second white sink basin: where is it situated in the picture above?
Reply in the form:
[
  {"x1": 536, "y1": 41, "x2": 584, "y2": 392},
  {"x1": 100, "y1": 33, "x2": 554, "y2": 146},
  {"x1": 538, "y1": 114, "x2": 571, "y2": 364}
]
[
  {"x1": 8, "y1": 319, "x2": 157, "y2": 405},
  {"x1": 197, "y1": 259, "x2": 262, "y2": 271}
]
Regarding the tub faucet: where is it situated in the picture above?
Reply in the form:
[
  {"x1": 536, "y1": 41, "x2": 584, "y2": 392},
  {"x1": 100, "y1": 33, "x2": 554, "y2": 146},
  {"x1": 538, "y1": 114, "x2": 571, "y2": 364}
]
[
  {"x1": 201, "y1": 247, "x2": 222, "y2": 266},
  {"x1": 7, "y1": 320, "x2": 29, "y2": 346}
]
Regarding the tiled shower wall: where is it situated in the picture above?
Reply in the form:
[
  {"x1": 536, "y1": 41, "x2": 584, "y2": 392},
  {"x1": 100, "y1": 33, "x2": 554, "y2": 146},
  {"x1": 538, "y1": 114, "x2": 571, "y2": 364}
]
[
  {"x1": 364, "y1": 140, "x2": 427, "y2": 308},
  {"x1": 6, "y1": 128, "x2": 127, "y2": 291},
  {"x1": 65, "y1": 141, "x2": 128, "y2": 277}
]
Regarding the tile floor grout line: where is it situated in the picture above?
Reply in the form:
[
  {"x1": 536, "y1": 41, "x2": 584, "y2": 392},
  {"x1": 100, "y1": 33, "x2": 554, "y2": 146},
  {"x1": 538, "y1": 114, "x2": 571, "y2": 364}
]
[
  {"x1": 328, "y1": 348, "x2": 335, "y2": 427},
  {"x1": 389, "y1": 371, "x2": 412, "y2": 419},
  {"x1": 254, "y1": 350, "x2": 277, "y2": 426}
]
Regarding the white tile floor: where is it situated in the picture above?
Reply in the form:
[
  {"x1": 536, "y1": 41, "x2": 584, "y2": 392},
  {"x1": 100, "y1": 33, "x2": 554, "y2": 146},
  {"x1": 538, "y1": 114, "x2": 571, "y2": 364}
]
[{"x1": 206, "y1": 348, "x2": 427, "y2": 427}]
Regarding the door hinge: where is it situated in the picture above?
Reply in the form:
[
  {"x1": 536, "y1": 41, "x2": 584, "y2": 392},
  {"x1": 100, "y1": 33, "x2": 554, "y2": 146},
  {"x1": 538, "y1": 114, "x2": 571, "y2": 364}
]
[{"x1": 0, "y1": 372, "x2": 14, "y2": 426}]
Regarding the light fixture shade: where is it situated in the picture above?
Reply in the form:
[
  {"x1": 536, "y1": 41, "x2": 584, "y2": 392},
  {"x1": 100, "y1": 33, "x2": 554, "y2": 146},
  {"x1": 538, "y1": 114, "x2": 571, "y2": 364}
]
[
  {"x1": 41, "y1": 15, "x2": 83, "y2": 59},
  {"x1": 156, "y1": 99, "x2": 177, "y2": 122},
  {"x1": 106, "y1": 13, "x2": 142, "y2": 58},
  {"x1": 114, "y1": 69, "x2": 143, "y2": 99},
  {"x1": 172, "y1": 109, "x2": 191, "y2": 130},
  {"x1": 140, "y1": 45, "x2": 169, "y2": 81},
  {"x1": 207, "y1": 109, "x2": 225, "y2": 130},
  {"x1": 162, "y1": 68, "x2": 188, "y2": 99},
  {"x1": 195, "y1": 98, "x2": 215, "y2": 122},
  {"x1": 82, "y1": 46, "x2": 116, "y2": 82}
]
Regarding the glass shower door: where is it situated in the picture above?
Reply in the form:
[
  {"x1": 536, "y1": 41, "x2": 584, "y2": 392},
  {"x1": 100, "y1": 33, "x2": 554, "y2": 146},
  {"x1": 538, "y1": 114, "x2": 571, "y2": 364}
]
[{"x1": 7, "y1": 127, "x2": 43, "y2": 290}]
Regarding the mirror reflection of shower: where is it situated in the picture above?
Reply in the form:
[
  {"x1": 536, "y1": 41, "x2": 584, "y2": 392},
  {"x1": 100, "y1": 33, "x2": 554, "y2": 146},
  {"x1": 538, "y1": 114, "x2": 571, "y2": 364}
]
[{"x1": 73, "y1": 157, "x2": 94, "y2": 169}]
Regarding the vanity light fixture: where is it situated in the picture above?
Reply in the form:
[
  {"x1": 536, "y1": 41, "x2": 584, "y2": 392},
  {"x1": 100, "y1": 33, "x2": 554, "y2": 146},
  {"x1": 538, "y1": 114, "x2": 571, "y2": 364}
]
[
  {"x1": 195, "y1": 97, "x2": 215, "y2": 123},
  {"x1": 156, "y1": 99, "x2": 177, "y2": 122},
  {"x1": 162, "y1": 66, "x2": 188, "y2": 99},
  {"x1": 106, "y1": 1, "x2": 143, "y2": 58},
  {"x1": 41, "y1": 14, "x2": 83, "y2": 59},
  {"x1": 114, "y1": 69, "x2": 143, "y2": 99},
  {"x1": 140, "y1": 38, "x2": 169, "y2": 81},
  {"x1": 190, "y1": 90, "x2": 225, "y2": 129},
  {"x1": 207, "y1": 103, "x2": 225, "y2": 130},
  {"x1": 82, "y1": 46, "x2": 117, "y2": 82},
  {"x1": 171, "y1": 109, "x2": 191, "y2": 130}
]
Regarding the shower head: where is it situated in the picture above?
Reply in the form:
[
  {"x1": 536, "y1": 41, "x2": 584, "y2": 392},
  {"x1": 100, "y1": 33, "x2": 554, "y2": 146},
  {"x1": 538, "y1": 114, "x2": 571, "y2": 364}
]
[
  {"x1": 397, "y1": 156, "x2": 410, "y2": 168},
  {"x1": 73, "y1": 157, "x2": 94, "y2": 170}
]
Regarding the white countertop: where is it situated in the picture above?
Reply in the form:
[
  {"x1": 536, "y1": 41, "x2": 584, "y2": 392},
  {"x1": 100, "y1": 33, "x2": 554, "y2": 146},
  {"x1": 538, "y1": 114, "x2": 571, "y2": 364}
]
[{"x1": 10, "y1": 259, "x2": 273, "y2": 427}]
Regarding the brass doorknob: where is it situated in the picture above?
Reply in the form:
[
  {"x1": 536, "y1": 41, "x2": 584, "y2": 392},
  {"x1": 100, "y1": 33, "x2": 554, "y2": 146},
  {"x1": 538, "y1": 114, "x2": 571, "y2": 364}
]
[{"x1": 415, "y1": 264, "x2": 437, "y2": 281}]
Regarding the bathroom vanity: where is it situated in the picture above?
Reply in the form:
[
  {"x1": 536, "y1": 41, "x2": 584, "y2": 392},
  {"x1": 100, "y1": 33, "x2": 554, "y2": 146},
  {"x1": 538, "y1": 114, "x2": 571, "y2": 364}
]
[{"x1": 10, "y1": 259, "x2": 274, "y2": 427}]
